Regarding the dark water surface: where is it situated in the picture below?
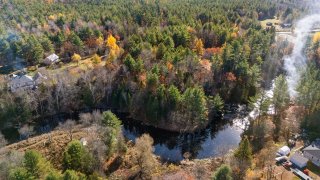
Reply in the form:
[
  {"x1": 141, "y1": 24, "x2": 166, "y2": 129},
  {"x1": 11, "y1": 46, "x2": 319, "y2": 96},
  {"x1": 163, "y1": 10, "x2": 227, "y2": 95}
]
[
  {"x1": 121, "y1": 106, "x2": 248, "y2": 162},
  {"x1": 2, "y1": 106, "x2": 248, "y2": 162}
]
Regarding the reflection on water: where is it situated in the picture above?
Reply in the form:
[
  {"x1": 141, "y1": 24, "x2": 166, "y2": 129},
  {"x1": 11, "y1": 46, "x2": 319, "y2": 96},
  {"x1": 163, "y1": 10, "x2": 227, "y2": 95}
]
[
  {"x1": 2, "y1": 106, "x2": 250, "y2": 162},
  {"x1": 122, "y1": 106, "x2": 249, "y2": 162}
]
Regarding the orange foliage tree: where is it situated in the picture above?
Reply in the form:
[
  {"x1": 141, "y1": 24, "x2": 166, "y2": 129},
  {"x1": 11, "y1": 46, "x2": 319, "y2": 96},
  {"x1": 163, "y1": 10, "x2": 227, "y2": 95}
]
[
  {"x1": 203, "y1": 47, "x2": 222, "y2": 59},
  {"x1": 225, "y1": 72, "x2": 237, "y2": 81}
]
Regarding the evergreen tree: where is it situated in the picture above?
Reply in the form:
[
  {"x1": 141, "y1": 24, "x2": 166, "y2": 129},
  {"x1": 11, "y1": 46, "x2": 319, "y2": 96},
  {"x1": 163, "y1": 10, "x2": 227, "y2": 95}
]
[
  {"x1": 183, "y1": 86, "x2": 208, "y2": 123},
  {"x1": 163, "y1": 35, "x2": 175, "y2": 49},
  {"x1": 62, "y1": 170, "x2": 86, "y2": 180},
  {"x1": 0, "y1": 39, "x2": 10, "y2": 57},
  {"x1": 156, "y1": 43, "x2": 166, "y2": 60},
  {"x1": 23, "y1": 150, "x2": 52, "y2": 179},
  {"x1": 63, "y1": 140, "x2": 95, "y2": 174},
  {"x1": 101, "y1": 111, "x2": 121, "y2": 130},
  {"x1": 40, "y1": 36, "x2": 54, "y2": 54},
  {"x1": 234, "y1": 136, "x2": 252, "y2": 164},
  {"x1": 212, "y1": 164, "x2": 233, "y2": 180},
  {"x1": 45, "y1": 172, "x2": 62, "y2": 180},
  {"x1": 124, "y1": 54, "x2": 136, "y2": 72},
  {"x1": 209, "y1": 94, "x2": 224, "y2": 116},
  {"x1": 296, "y1": 63, "x2": 320, "y2": 115},
  {"x1": 273, "y1": 74, "x2": 290, "y2": 115},
  {"x1": 168, "y1": 85, "x2": 181, "y2": 109},
  {"x1": 101, "y1": 111, "x2": 123, "y2": 156},
  {"x1": 9, "y1": 167, "x2": 31, "y2": 180}
]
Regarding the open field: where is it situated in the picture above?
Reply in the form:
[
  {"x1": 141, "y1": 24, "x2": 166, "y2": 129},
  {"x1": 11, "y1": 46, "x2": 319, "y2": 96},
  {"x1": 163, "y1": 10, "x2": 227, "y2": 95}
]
[{"x1": 0, "y1": 125, "x2": 98, "y2": 169}]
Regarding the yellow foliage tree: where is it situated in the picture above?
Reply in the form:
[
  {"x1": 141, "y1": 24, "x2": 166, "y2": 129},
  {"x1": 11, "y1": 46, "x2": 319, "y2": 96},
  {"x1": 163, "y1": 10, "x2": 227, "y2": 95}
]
[
  {"x1": 194, "y1": 38, "x2": 204, "y2": 55},
  {"x1": 313, "y1": 32, "x2": 320, "y2": 44},
  {"x1": 71, "y1": 53, "x2": 81, "y2": 65},
  {"x1": 106, "y1": 35, "x2": 118, "y2": 50},
  {"x1": 91, "y1": 54, "x2": 102, "y2": 64},
  {"x1": 58, "y1": 13, "x2": 64, "y2": 18},
  {"x1": 107, "y1": 50, "x2": 117, "y2": 62},
  {"x1": 48, "y1": 15, "x2": 55, "y2": 21},
  {"x1": 106, "y1": 35, "x2": 120, "y2": 62}
]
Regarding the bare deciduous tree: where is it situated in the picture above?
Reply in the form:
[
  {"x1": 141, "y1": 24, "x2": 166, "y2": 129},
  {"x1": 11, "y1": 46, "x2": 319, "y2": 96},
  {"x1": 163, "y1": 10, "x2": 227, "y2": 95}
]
[
  {"x1": 79, "y1": 113, "x2": 93, "y2": 127},
  {"x1": 133, "y1": 134, "x2": 158, "y2": 179},
  {"x1": 0, "y1": 151, "x2": 24, "y2": 179},
  {"x1": 92, "y1": 110, "x2": 103, "y2": 125},
  {"x1": 57, "y1": 119, "x2": 76, "y2": 141},
  {"x1": 89, "y1": 140, "x2": 107, "y2": 173}
]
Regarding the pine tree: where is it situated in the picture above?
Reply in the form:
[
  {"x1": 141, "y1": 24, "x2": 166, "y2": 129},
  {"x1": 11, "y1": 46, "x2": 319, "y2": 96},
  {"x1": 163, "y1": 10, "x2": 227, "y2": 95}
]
[
  {"x1": 63, "y1": 140, "x2": 95, "y2": 174},
  {"x1": 23, "y1": 150, "x2": 52, "y2": 179},
  {"x1": 234, "y1": 136, "x2": 252, "y2": 164},
  {"x1": 9, "y1": 167, "x2": 30, "y2": 180},
  {"x1": 212, "y1": 164, "x2": 233, "y2": 180},
  {"x1": 156, "y1": 43, "x2": 166, "y2": 60},
  {"x1": 273, "y1": 75, "x2": 290, "y2": 116}
]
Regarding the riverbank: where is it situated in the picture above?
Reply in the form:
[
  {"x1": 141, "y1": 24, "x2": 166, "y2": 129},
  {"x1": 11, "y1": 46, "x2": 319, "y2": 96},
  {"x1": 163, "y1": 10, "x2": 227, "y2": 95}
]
[
  {"x1": 1, "y1": 104, "x2": 246, "y2": 163},
  {"x1": 0, "y1": 123, "x2": 228, "y2": 179}
]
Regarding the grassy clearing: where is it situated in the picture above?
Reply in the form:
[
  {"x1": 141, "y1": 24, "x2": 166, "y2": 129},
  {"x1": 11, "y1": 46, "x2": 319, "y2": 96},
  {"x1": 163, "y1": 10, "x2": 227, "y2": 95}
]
[{"x1": 27, "y1": 56, "x2": 106, "y2": 77}]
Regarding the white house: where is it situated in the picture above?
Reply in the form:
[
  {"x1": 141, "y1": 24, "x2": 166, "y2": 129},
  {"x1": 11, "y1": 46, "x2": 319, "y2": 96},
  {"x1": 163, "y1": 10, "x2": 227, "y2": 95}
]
[
  {"x1": 303, "y1": 139, "x2": 320, "y2": 167},
  {"x1": 44, "y1": 53, "x2": 59, "y2": 65},
  {"x1": 8, "y1": 72, "x2": 47, "y2": 92},
  {"x1": 278, "y1": 146, "x2": 291, "y2": 156}
]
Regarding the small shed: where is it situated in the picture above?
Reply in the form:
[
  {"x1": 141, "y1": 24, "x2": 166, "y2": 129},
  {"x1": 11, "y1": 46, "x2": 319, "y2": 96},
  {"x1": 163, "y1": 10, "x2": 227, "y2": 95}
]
[
  {"x1": 290, "y1": 153, "x2": 308, "y2": 169},
  {"x1": 44, "y1": 53, "x2": 59, "y2": 65},
  {"x1": 278, "y1": 146, "x2": 290, "y2": 156}
]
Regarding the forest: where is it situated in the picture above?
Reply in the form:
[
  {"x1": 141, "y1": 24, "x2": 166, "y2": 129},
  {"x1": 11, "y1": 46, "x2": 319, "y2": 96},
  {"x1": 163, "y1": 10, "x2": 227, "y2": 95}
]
[
  {"x1": 0, "y1": 0, "x2": 280, "y2": 131},
  {"x1": 0, "y1": 0, "x2": 319, "y2": 179}
]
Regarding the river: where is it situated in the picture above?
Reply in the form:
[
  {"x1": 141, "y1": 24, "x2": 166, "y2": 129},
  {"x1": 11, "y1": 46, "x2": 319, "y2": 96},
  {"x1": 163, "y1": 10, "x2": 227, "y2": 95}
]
[
  {"x1": 121, "y1": 105, "x2": 249, "y2": 162},
  {"x1": 2, "y1": 105, "x2": 250, "y2": 162}
]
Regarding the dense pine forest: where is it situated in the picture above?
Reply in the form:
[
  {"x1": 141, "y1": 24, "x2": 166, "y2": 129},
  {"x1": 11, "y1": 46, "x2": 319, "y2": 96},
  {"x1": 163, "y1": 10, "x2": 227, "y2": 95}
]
[{"x1": 0, "y1": 0, "x2": 319, "y2": 179}]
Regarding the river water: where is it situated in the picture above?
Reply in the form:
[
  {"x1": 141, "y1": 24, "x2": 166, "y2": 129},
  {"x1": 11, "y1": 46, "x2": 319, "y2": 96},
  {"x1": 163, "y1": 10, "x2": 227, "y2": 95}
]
[
  {"x1": 1, "y1": 105, "x2": 249, "y2": 162},
  {"x1": 121, "y1": 82, "x2": 275, "y2": 162},
  {"x1": 122, "y1": 105, "x2": 249, "y2": 162}
]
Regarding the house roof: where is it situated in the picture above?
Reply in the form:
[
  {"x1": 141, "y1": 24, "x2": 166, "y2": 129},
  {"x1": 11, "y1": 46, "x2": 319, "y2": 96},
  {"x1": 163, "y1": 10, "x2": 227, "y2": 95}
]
[
  {"x1": 46, "y1": 53, "x2": 59, "y2": 61},
  {"x1": 290, "y1": 153, "x2": 309, "y2": 165},
  {"x1": 11, "y1": 74, "x2": 33, "y2": 82},
  {"x1": 303, "y1": 139, "x2": 320, "y2": 158}
]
